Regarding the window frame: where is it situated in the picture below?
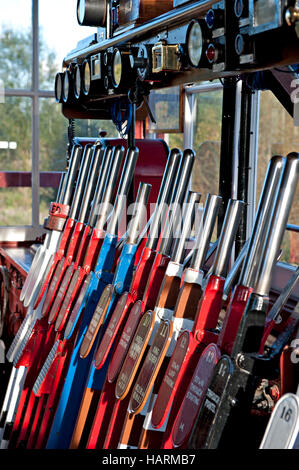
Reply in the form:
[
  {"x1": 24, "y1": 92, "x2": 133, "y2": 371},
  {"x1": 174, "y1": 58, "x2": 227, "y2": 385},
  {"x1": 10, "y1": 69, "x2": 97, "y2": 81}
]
[{"x1": 0, "y1": 0, "x2": 55, "y2": 241}]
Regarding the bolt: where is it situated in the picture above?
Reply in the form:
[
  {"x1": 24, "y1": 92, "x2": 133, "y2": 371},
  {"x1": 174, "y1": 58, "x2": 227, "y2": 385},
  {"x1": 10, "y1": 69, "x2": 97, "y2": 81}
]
[
  {"x1": 269, "y1": 385, "x2": 280, "y2": 401},
  {"x1": 230, "y1": 397, "x2": 238, "y2": 407},
  {"x1": 237, "y1": 353, "x2": 246, "y2": 368}
]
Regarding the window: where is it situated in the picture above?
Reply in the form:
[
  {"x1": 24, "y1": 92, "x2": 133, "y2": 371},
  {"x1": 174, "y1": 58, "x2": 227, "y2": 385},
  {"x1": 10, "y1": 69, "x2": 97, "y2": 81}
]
[
  {"x1": 258, "y1": 90, "x2": 299, "y2": 265},
  {"x1": 0, "y1": 1, "x2": 119, "y2": 236},
  {"x1": 170, "y1": 82, "x2": 223, "y2": 243}
]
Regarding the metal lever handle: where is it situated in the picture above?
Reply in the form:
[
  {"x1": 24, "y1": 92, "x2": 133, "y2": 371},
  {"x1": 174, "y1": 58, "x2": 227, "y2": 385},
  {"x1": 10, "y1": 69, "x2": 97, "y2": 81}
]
[
  {"x1": 222, "y1": 239, "x2": 249, "y2": 300},
  {"x1": 69, "y1": 144, "x2": 94, "y2": 220},
  {"x1": 267, "y1": 265, "x2": 299, "y2": 324},
  {"x1": 159, "y1": 148, "x2": 195, "y2": 255},
  {"x1": 95, "y1": 145, "x2": 125, "y2": 231},
  {"x1": 61, "y1": 143, "x2": 83, "y2": 206},
  {"x1": 255, "y1": 153, "x2": 299, "y2": 296},
  {"x1": 77, "y1": 143, "x2": 104, "y2": 223},
  {"x1": 191, "y1": 194, "x2": 222, "y2": 271},
  {"x1": 212, "y1": 199, "x2": 244, "y2": 278},
  {"x1": 146, "y1": 148, "x2": 182, "y2": 251},
  {"x1": 88, "y1": 145, "x2": 113, "y2": 228},
  {"x1": 127, "y1": 182, "x2": 152, "y2": 245},
  {"x1": 108, "y1": 146, "x2": 139, "y2": 236},
  {"x1": 240, "y1": 155, "x2": 285, "y2": 288},
  {"x1": 56, "y1": 171, "x2": 66, "y2": 205},
  {"x1": 171, "y1": 191, "x2": 201, "y2": 265}
]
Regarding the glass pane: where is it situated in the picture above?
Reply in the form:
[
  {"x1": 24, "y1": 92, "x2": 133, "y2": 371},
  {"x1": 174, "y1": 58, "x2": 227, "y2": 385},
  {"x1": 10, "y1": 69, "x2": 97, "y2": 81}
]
[
  {"x1": 258, "y1": 90, "x2": 299, "y2": 265},
  {"x1": 280, "y1": 229, "x2": 299, "y2": 266},
  {"x1": 0, "y1": 96, "x2": 32, "y2": 226},
  {"x1": 39, "y1": 97, "x2": 68, "y2": 171},
  {"x1": 192, "y1": 90, "x2": 223, "y2": 204},
  {"x1": 39, "y1": 97, "x2": 68, "y2": 224},
  {"x1": 148, "y1": 86, "x2": 182, "y2": 133},
  {"x1": 39, "y1": 1, "x2": 95, "y2": 91},
  {"x1": 0, "y1": 0, "x2": 32, "y2": 89},
  {"x1": 75, "y1": 119, "x2": 119, "y2": 138},
  {"x1": 0, "y1": 187, "x2": 32, "y2": 226},
  {"x1": 0, "y1": 96, "x2": 32, "y2": 171}
]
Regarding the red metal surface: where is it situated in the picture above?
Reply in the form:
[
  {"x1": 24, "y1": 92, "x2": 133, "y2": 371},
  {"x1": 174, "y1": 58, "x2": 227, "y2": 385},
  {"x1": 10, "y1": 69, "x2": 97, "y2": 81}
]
[
  {"x1": 170, "y1": 343, "x2": 221, "y2": 448},
  {"x1": 86, "y1": 251, "x2": 171, "y2": 448},
  {"x1": 0, "y1": 171, "x2": 62, "y2": 188},
  {"x1": 0, "y1": 136, "x2": 168, "y2": 449},
  {"x1": 94, "y1": 246, "x2": 157, "y2": 370},
  {"x1": 217, "y1": 284, "x2": 253, "y2": 355}
]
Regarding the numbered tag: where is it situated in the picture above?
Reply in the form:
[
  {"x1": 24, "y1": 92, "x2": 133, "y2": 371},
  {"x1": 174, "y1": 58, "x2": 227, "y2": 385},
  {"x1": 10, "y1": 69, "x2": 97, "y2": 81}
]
[
  {"x1": 55, "y1": 268, "x2": 82, "y2": 331},
  {"x1": 64, "y1": 272, "x2": 93, "y2": 340},
  {"x1": 188, "y1": 355, "x2": 233, "y2": 449},
  {"x1": 171, "y1": 343, "x2": 220, "y2": 447},
  {"x1": 48, "y1": 263, "x2": 74, "y2": 324},
  {"x1": 108, "y1": 301, "x2": 144, "y2": 383},
  {"x1": 115, "y1": 311, "x2": 154, "y2": 400},
  {"x1": 260, "y1": 393, "x2": 299, "y2": 449},
  {"x1": 151, "y1": 330, "x2": 191, "y2": 428},
  {"x1": 41, "y1": 258, "x2": 65, "y2": 317},
  {"x1": 128, "y1": 319, "x2": 173, "y2": 415},
  {"x1": 79, "y1": 284, "x2": 113, "y2": 358},
  {"x1": 94, "y1": 292, "x2": 129, "y2": 369}
]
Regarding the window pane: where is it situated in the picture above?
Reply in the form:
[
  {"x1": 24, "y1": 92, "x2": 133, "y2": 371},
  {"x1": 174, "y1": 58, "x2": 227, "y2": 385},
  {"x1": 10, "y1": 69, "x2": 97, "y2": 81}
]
[
  {"x1": 39, "y1": 97, "x2": 68, "y2": 225},
  {"x1": 0, "y1": 0, "x2": 32, "y2": 89},
  {"x1": 258, "y1": 90, "x2": 299, "y2": 265},
  {"x1": 0, "y1": 96, "x2": 32, "y2": 171},
  {"x1": 0, "y1": 96, "x2": 32, "y2": 226},
  {"x1": 192, "y1": 90, "x2": 223, "y2": 202},
  {"x1": 281, "y1": 230, "x2": 299, "y2": 266},
  {"x1": 75, "y1": 119, "x2": 119, "y2": 138},
  {"x1": 39, "y1": 1, "x2": 95, "y2": 90},
  {"x1": 40, "y1": 97, "x2": 68, "y2": 172},
  {"x1": 0, "y1": 188, "x2": 32, "y2": 226}
]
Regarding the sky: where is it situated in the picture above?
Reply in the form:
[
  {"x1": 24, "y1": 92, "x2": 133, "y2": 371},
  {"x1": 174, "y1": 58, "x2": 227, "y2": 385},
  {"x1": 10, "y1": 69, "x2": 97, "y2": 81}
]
[{"x1": 0, "y1": 0, "x2": 94, "y2": 68}]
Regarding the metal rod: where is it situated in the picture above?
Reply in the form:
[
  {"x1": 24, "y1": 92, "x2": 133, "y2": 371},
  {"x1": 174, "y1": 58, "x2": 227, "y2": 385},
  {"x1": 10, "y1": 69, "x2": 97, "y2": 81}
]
[
  {"x1": 108, "y1": 146, "x2": 139, "y2": 236},
  {"x1": 212, "y1": 199, "x2": 244, "y2": 278},
  {"x1": 127, "y1": 182, "x2": 151, "y2": 245},
  {"x1": 69, "y1": 144, "x2": 94, "y2": 220},
  {"x1": 222, "y1": 239, "x2": 249, "y2": 300},
  {"x1": 171, "y1": 191, "x2": 201, "y2": 265},
  {"x1": 95, "y1": 145, "x2": 125, "y2": 231},
  {"x1": 146, "y1": 148, "x2": 182, "y2": 251},
  {"x1": 4, "y1": 88, "x2": 55, "y2": 98},
  {"x1": 116, "y1": 146, "x2": 139, "y2": 198},
  {"x1": 255, "y1": 153, "x2": 299, "y2": 296},
  {"x1": 286, "y1": 224, "x2": 299, "y2": 232},
  {"x1": 61, "y1": 144, "x2": 83, "y2": 207},
  {"x1": 88, "y1": 146, "x2": 113, "y2": 227},
  {"x1": 267, "y1": 265, "x2": 299, "y2": 323},
  {"x1": 76, "y1": 145, "x2": 102, "y2": 223},
  {"x1": 159, "y1": 149, "x2": 195, "y2": 255},
  {"x1": 191, "y1": 194, "x2": 222, "y2": 271},
  {"x1": 235, "y1": 81, "x2": 253, "y2": 255},
  {"x1": 240, "y1": 155, "x2": 285, "y2": 288},
  {"x1": 185, "y1": 83, "x2": 223, "y2": 95},
  {"x1": 56, "y1": 172, "x2": 66, "y2": 205}
]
